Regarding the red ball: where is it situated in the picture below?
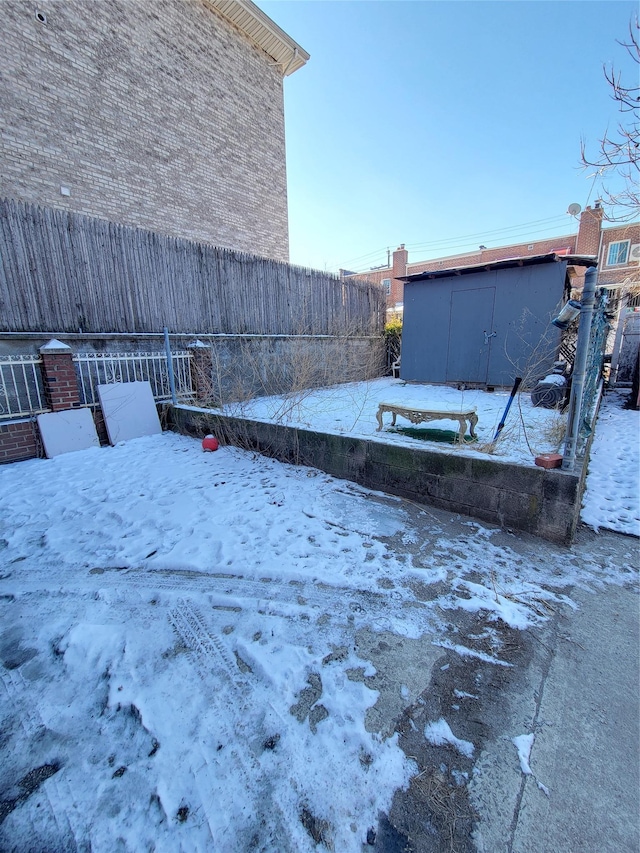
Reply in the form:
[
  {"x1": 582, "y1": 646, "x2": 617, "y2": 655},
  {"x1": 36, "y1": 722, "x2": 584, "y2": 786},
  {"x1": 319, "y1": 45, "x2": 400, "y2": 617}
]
[{"x1": 202, "y1": 435, "x2": 219, "y2": 452}]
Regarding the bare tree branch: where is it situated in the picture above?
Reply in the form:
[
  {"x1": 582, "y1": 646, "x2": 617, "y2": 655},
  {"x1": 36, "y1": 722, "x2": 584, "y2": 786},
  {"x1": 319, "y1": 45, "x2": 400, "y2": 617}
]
[{"x1": 580, "y1": 17, "x2": 640, "y2": 221}]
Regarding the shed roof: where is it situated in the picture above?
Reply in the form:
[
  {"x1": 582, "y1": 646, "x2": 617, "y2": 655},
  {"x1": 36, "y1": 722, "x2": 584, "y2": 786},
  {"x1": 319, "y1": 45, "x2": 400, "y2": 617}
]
[
  {"x1": 397, "y1": 253, "x2": 598, "y2": 283},
  {"x1": 206, "y1": 0, "x2": 310, "y2": 75}
]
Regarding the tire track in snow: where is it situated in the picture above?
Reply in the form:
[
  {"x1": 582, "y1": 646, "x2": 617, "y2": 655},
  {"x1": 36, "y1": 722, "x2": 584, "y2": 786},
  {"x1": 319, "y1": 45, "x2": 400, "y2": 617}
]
[
  {"x1": 0, "y1": 563, "x2": 425, "y2": 633},
  {"x1": 1, "y1": 667, "x2": 45, "y2": 739},
  {"x1": 167, "y1": 599, "x2": 299, "y2": 852},
  {"x1": 0, "y1": 668, "x2": 86, "y2": 852}
]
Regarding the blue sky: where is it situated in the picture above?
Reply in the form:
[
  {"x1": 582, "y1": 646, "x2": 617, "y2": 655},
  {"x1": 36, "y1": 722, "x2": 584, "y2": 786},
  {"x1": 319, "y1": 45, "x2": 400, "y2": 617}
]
[{"x1": 258, "y1": 1, "x2": 638, "y2": 272}]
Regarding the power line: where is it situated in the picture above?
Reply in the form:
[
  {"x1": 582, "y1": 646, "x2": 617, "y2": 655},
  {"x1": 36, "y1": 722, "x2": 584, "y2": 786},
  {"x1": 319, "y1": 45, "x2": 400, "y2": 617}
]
[
  {"x1": 404, "y1": 223, "x2": 577, "y2": 259},
  {"x1": 406, "y1": 214, "x2": 572, "y2": 252},
  {"x1": 334, "y1": 213, "x2": 575, "y2": 271},
  {"x1": 334, "y1": 247, "x2": 392, "y2": 269},
  {"x1": 347, "y1": 221, "x2": 579, "y2": 274}
]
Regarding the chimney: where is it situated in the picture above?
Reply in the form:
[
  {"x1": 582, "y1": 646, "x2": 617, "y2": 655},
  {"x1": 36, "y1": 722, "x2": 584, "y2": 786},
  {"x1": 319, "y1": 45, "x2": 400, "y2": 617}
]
[
  {"x1": 391, "y1": 244, "x2": 408, "y2": 307},
  {"x1": 572, "y1": 205, "x2": 603, "y2": 293},
  {"x1": 575, "y1": 205, "x2": 603, "y2": 256}
]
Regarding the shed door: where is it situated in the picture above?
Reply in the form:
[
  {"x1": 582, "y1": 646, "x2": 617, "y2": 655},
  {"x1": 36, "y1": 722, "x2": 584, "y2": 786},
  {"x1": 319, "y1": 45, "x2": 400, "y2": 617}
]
[{"x1": 446, "y1": 287, "x2": 496, "y2": 384}]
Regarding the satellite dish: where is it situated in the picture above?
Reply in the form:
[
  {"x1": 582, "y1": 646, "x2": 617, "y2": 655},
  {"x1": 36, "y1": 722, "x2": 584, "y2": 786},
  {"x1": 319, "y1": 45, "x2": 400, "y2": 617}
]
[{"x1": 567, "y1": 203, "x2": 582, "y2": 216}]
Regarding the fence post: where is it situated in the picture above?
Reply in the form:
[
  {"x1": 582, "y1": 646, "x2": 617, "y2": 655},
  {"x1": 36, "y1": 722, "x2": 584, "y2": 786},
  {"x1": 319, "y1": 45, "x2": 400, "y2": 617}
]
[
  {"x1": 39, "y1": 339, "x2": 81, "y2": 412},
  {"x1": 163, "y1": 328, "x2": 177, "y2": 405},
  {"x1": 562, "y1": 268, "x2": 598, "y2": 471},
  {"x1": 188, "y1": 339, "x2": 213, "y2": 405}
]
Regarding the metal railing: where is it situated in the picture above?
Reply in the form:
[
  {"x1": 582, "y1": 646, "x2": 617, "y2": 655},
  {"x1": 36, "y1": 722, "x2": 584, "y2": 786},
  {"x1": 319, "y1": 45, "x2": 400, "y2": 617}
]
[
  {"x1": 74, "y1": 351, "x2": 195, "y2": 408},
  {"x1": 0, "y1": 355, "x2": 48, "y2": 419},
  {"x1": 604, "y1": 288, "x2": 640, "y2": 317}
]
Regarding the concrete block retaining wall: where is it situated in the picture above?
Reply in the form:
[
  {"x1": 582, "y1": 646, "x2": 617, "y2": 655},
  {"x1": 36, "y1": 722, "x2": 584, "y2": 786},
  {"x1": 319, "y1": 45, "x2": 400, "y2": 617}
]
[{"x1": 169, "y1": 407, "x2": 586, "y2": 545}]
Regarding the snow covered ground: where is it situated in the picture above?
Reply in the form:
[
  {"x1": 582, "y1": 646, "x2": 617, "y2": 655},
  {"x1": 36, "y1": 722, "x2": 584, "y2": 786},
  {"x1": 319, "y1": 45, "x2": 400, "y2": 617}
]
[
  {"x1": 580, "y1": 390, "x2": 640, "y2": 538},
  {"x1": 222, "y1": 377, "x2": 566, "y2": 466},
  {"x1": 225, "y1": 378, "x2": 639, "y2": 535},
  {"x1": 0, "y1": 402, "x2": 636, "y2": 851}
]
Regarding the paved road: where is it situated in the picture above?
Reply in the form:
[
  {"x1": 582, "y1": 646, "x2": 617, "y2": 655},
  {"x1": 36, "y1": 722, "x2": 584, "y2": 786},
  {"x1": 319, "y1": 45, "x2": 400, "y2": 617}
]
[
  {"x1": 472, "y1": 580, "x2": 639, "y2": 853},
  {"x1": 371, "y1": 517, "x2": 639, "y2": 853}
]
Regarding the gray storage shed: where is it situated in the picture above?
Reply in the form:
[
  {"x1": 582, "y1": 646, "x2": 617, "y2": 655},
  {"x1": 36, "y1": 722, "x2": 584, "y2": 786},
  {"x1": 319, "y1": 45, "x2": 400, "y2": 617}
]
[{"x1": 397, "y1": 253, "x2": 597, "y2": 388}]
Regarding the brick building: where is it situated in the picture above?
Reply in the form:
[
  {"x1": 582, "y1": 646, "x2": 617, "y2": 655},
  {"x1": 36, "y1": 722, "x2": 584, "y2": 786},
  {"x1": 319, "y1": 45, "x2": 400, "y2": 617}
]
[
  {"x1": 0, "y1": 0, "x2": 308, "y2": 262},
  {"x1": 346, "y1": 204, "x2": 640, "y2": 316}
]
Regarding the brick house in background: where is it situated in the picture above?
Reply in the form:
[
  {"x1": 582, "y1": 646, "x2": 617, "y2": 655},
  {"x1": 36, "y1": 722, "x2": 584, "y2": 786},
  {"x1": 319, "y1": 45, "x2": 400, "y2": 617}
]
[
  {"x1": 0, "y1": 0, "x2": 308, "y2": 262},
  {"x1": 345, "y1": 204, "x2": 640, "y2": 317}
]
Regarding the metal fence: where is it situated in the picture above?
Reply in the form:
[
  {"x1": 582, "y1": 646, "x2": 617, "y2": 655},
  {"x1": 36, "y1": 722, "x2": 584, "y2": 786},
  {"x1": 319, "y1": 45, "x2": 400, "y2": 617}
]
[
  {"x1": 577, "y1": 289, "x2": 610, "y2": 454},
  {"x1": 74, "y1": 351, "x2": 195, "y2": 408},
  {"x1": 0, "y1": 355, "x2": 47, "y2": 419},
  {"x1": 604, "y1": 288, "x2": 640, "y2": 316}
]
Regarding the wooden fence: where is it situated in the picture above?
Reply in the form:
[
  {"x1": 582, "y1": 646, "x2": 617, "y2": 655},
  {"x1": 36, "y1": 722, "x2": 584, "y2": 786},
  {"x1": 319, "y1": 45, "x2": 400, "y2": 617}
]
[{"x1": 0, "y1": 199, "x2": 385, "y2": 336}]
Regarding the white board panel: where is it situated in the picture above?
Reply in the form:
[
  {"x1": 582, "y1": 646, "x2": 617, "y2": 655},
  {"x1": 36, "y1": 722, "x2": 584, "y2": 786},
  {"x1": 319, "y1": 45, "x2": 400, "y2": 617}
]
[
  {"x1": 37, "y1": 408, "x2": 100, "y2": 458},
  {"x1": 97, "y1": 381, "x2": 162, "y2": 444}
]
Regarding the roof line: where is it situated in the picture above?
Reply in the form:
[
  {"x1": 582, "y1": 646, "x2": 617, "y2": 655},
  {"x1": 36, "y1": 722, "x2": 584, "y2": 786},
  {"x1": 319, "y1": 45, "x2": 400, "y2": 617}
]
[
  {"x1": 398, "y1": 253, "x2": 599, "y2": 282},
  {"x1": 405, "y1": 234, "x2": 578, "y2": 269},
  {"x1": 205, "y1": 0, "x2": 310, "y2": 75}
]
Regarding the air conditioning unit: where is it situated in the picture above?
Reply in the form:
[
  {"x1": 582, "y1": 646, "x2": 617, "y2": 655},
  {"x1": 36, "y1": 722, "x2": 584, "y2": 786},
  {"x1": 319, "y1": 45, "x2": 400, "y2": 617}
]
[{"x1": 630, "y1": 244, "x2": 640, "y2": 261}]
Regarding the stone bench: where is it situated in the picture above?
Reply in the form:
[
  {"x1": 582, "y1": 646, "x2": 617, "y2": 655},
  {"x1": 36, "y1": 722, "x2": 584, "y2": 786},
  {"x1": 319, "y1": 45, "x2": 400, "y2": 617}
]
[{"x1": 376, "y1": 402, "x2": 478, "y2": 443}]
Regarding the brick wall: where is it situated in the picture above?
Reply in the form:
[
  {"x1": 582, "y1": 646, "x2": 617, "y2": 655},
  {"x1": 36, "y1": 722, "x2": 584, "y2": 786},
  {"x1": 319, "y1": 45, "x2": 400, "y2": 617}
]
[
  {"x1": 406, "y1": 235, "x2": 578, "y2": 276},
  {"x1": 342, "y1": 254, "x2": 400, "y2": 318},
  {"x1": 0, "y1": 420, "x2": 40, "y2": 464},
  {"x1": 0, "y1": 341, "x2": 91, "y2": 463},
  {"x1": 348, "y1": 267, "x2": 391, "y2": 289},
  {"x1": 1, "y1": 0, "x2": 290, "y2": 262},
  {"x1": 597, "y1": 222, "x2": 640, "y2": 288}
]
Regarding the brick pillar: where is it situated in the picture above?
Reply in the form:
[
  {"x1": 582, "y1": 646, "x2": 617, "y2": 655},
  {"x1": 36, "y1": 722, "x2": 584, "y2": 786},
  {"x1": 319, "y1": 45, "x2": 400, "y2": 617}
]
[
  {"x1": 391, "y1": 244, "x2": 409, "y2": 312},
  {"x1": 572, "y1": 204, "x2": 604, "y2": 293},
  {"x1": 39, "y1": 339, "x2": 81, "y2": 412},
  {"x1": 188, "y1": 340, "x2": 214, "y2": 405}
]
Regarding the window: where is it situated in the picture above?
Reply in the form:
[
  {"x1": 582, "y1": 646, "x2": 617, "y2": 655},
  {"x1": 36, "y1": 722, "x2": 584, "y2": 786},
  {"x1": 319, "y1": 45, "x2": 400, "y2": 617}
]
[
  {"x1": 606, "y1": 241, "x2": 630, "y2": 266},
  {"x1": 382, "y1": 278, "x2": 391, "y2": 295}
]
